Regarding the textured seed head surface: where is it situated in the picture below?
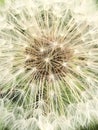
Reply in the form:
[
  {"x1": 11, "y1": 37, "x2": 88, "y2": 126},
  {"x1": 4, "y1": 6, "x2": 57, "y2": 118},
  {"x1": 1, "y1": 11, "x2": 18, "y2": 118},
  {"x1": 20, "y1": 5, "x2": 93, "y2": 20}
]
[{"x1": 0, "y1": 0, "x2": 98, "y2": 129}]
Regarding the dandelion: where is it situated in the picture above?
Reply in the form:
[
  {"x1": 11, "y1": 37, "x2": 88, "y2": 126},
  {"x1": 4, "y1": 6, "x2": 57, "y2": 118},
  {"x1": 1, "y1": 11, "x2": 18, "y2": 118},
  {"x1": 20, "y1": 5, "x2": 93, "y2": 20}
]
[
  {"x1": 0, "y1": 0, "x2": 98, "y2": 129},
  {"x1": 0, "y1": 97, "x2": 98, "y2": 130}
]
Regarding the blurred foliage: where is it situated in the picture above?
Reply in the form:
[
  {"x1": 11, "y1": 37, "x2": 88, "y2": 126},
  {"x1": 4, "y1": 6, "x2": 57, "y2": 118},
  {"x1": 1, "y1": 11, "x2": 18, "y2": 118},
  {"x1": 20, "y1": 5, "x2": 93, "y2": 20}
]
[
  {"x1": 0, "y1": 0, "x2": 4, "y2": 4},
  {"x1": 95, "y1": 0, "x2": 98, "y2": 6},
  {"x1": 96, "y1": 0, "x2": 98, "y2": 2},
  {"x1": 79, "y1": 123, "x2": 98, "y2": 130}
]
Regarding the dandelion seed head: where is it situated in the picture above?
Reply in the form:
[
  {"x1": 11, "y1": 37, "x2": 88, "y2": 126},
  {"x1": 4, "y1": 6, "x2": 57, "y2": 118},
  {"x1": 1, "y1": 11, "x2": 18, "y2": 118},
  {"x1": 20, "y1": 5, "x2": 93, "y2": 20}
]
[
  {"x1": 24, "y1": 36, "x2": 73, "y2": 81},
  {"x1": 0, "y1": 0, "x2": 98, "y2": 129}
]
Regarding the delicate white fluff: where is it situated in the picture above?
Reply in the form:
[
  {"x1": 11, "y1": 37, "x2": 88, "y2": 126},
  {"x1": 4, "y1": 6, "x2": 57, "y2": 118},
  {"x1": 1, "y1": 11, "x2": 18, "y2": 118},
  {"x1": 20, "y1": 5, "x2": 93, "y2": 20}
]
[
  {"x1": 0, "y1": 98, "x2": 98, "y2": 130},
  {"x1": 0, "y1": 0, "x2": 98, "y2": 130}
]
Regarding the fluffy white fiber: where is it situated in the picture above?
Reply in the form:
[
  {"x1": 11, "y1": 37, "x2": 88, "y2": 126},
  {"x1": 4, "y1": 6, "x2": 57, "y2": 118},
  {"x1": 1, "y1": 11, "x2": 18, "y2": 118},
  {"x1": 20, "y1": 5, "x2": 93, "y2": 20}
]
[{"x1": 0, "y1": 0, "x2": 98, "y2": 130}]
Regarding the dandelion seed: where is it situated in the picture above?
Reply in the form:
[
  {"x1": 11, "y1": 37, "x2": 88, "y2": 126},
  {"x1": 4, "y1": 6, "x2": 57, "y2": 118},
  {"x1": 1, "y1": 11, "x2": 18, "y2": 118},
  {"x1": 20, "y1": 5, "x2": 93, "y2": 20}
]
[
  {"x1": 52, "y1": 41, "x2": 58, "y2": 47},
  {"x1": 49, "y1": 74, "x2": 55, "y2": 81},
  {"x1": 44, "y1": 57, "x2": 50, "y2": 63},
  {"x1": 40, "y1": 47, "x2": 45, "y2": 53},
  {"x1": 74, "y1": 49, "x2": 79, "y2": 54},
  {"x1": 62, "y1": 62, "x2": 67, "y2": 67}
]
